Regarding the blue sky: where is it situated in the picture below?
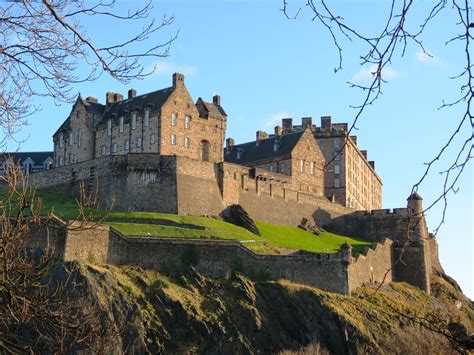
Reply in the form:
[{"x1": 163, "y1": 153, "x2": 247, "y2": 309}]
[{"x1": 8, "y1": 1, "x2": 472, "y2": 297}]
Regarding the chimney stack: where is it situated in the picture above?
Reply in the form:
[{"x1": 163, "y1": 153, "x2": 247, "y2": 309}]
[
  {"x1": 213, "y1": 94, "x2": 221, "y2": 106},
  {"x1": 86, "y1": 96, "x2": 98, "y2": 103},
  {"x1": 226, "y1": 138, "x2": 235, "y2": 150},
  {"x1": 321, "y1": 116, "x2": 332, "y2": 131},
  {"x1": 172, "y1": 72, "x2": 185, "y2": 88},
  {"x1": 274, "y1": 125, "x2": 282, "y2": 137},
  {"x1": 350, "y1": 135, "x2": 358, "y2": 146},
  {"x1": 369, "y1": 161, "x2": 375, "y2": 169},
  {"x1": 256, "y1": 130, "x2": 268, "y2": 145},
  {"x1": 282, "y1": 118, "x2": 293, "y2": 134},
  {"x1": 361, "y1": 150, "x2": 367, "y2": 159},
  {"x1": 302, "y1": 117, "x2": 313, "y2": 130},
  {"x1": 128, "y1": 89, "x2": 137, "y2": 99}
]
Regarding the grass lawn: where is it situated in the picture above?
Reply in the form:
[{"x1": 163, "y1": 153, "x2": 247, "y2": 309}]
[{"x1": 2, "y1": 188, "x2": 372, "y2": 255}]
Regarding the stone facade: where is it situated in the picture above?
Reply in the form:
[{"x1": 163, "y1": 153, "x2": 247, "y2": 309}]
[
  {"x1": 53, "y1": 73, "x2": 227, "y2": 167},
  {"x1": 243, "y1": 116, "x2": 383, "y2": 211}
]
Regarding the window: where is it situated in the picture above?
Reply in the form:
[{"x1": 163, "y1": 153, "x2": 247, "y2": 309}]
[
  {"x1": 59, "y1": 156, "x2": 64, "y2": 166},
  {"x1": 119, "y1": 117, "x2": 124, "y2": 133},
  {"x1": 335, "y1": 164, "x2": 340, "y2": 174},
  {"x1": 69, "y1": 132, "x2": 73, "y2": 145},
  {"x1": 335, "y1": 153, "x2": 341, "y2": 161},
  {"x1": 131, "y1": 113, "x2": 137, "y2": 130},
  {"x1": 171, "y1": 134, "x2": 176, "y2": 145},
  {"x1": 171, "y1": 113, "x2": 177, "y2": 126},
  {"x1": 107, "y1": 119, "x2": 112, "y2": 136},
  {"x1": 184, "y1": 115, "x2": 191, "y2": 129},
  {"x1": 59, "y1": 134, "x2": 64, "y2": 148},
  {"x1": 112, "y1": 143, "x2": 117, "y2": 153},
  {"x1": 335, "y1": 178, "x2": 341, "y2": 188},
  {"x1": 311, "y1": 161, "x2": 316, "y2": 175},
  {"x1": 124, "y1": 140, "x2": 129, "y2": 150},
  {"x1": 280, "y1": 164, "x2": 286, "y2": 173},
  {"x1": 300, "y1": 159, "x2": 305, "y2": 173},
  {"x1": 268, "y1": 165, "x2": 273, "y2": 173},
  {"x1": 144, "y1": 111, "x2": 150, "y2": 127},
  {"x1": 137, "y1": 137, "x2": 142, "y2": 147},
  {"x1": 101, "y1": 146, "x2": 106, "y2": 156},
  {"x1": 334, "y1": 138, "x2": 341, "y2": 148},
  {"x1": 184, "y1": 137, "x2": 190, "y2": 148},
  {"x1": 150, "y1": 134, "x2": 156, "y2": 144},
  {"x1": 78, "y1": 129, "x2": 82, "y2": 147}
]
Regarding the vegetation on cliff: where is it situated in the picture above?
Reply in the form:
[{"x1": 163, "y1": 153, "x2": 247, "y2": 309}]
[{"x1": 46, "y1": 262, "x2": 473, "y2": 353}]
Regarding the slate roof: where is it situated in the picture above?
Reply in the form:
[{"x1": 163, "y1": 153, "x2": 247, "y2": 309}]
[
  {"x1": 224, "y1": 131, "x2": 304, "y2": 165},
  {"x1": 83, "y1": 99, "x2": 105, "y2": 115},
  {"x1": 98, "y1": 87, "x2": 174, "y2": 126},
  {"x1": 1, "y1": 152, "x2": 54, "y2": 165},
  {"x1": 199, "y1": 99, "x2": 227, "y2": 117}
]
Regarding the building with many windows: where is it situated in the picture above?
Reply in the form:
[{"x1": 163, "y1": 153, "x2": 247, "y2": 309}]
[
  {"x1": 1, "y1": 152, "x2": 53, "y2": 174},
  {"x1": 225, "y1": 116, "x2": 382, "y2": 211},
  {"x1": 53, "y1": 73, "x2": 227, "y2": 167}
]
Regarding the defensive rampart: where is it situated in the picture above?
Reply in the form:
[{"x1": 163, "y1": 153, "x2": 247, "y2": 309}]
[{"x1": 28, "y1": 154, "x2": 353, "y2": 226}]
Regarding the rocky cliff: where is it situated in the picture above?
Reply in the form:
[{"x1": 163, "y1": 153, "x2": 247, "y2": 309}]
[{"x1": 44, "y1": 262, "x2": 473, "y2": 354}]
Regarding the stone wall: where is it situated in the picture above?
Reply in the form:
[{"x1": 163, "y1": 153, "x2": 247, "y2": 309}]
[
  {"x1": 105, "y1": 229, "x2": 353, "y2": 294},
  {"x1": 348, "y1": 239, "x2": 393, "y2": 291},
  {"x1": 63, "y1": 223, "x2": 111, "y2": 264}
]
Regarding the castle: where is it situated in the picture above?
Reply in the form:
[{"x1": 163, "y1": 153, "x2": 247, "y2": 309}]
[{"x1": 24, "y1": 73, "x2": 440, "y2": 295}]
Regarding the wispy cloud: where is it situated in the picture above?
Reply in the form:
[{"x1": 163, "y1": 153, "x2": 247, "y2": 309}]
[
  {"x1": 263, "y1": 112, "x2": 289, "y2": 128},
  {"x1": 352, "y1": 64, "x2": 404, "y2": 82},
  {"x1": 148, "y1": 61, "x2": 197, "y2": 76},
  {"x1": 415, "y1": 49, "x2": 444, "y2": 67}
]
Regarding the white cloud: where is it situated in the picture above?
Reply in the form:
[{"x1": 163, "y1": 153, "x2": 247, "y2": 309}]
[
  {"x1": 352, "y1": 64, "x2": 404, "y2": 82},
  {"x1": 415, "y1": 49, "x2": 444, "y2": 67},
  {"x1": 149, "y1": 61, "x2": 197, "y2": 76},
  {"x1": 263, "y1": 112, "x2": 289, "y2": 128}
]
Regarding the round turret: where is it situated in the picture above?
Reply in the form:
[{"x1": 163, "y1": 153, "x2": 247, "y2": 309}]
[{"x1": 407, "y1": 192, "x2": 423, "y2": 216}]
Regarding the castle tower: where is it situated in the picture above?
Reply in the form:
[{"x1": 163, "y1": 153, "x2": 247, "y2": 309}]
[
  {"x1": 406, "y1": 192, "x2": 428, "y2": 241},
  {"x1": 407, "y1": 192, "x2": 423, "y2": 216}
]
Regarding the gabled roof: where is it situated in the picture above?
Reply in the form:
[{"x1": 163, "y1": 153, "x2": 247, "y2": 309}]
[
  {"x1": 1, "y1": 152, "x2": 54, "y2": 165},
  {"x1": 82, "y1": 98, "x2": 105, "y2": 115},
  {"x1": 196, "y1": 97, "x2": 227, "y2": 117},
  {"x1": 224, "y1": 131, "x2": 305, "y2": 165},
  {"x1": 98, "y1": 87, "x2": 174, "y2": 126}
]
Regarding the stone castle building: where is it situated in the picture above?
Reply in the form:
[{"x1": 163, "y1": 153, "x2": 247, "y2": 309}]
[
  {"x1": 50, "y1": 72, "x2": 381, "y2": 211},
  {"x1": 53, "y1": 73, "x2": 226, "y2": 167},
  {"x1": 225, "y1": 117, "x2": 382, "y2": 211},
  {"x1": 24, "y1": 73, "x2": 441, "y2": 295}
]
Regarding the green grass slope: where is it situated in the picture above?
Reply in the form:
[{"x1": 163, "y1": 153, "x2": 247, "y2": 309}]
[{"x1": 5, "y1": 189, "x2": 371, "y2": 254}]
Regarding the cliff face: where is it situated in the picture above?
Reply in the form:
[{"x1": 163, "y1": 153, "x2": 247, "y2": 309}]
[{"x1": 67, "y1": 263, "x2": 473, "y2": 354}]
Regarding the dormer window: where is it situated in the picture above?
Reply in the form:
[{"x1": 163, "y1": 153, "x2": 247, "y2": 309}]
[
  {"x1": 237, "y1": 148, "x2": 244, "y2": 160},
  {"x1": 273, "y1": 140, "x2": 281, "y2": 152}
]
